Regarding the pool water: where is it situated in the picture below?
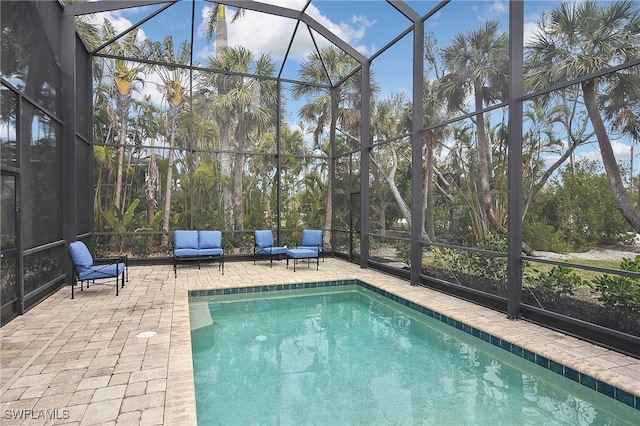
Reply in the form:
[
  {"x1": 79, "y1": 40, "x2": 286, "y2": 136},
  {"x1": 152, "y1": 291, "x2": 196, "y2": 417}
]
[{"x1": 189, "y1": 285, "x2": 638, "y2": 425}]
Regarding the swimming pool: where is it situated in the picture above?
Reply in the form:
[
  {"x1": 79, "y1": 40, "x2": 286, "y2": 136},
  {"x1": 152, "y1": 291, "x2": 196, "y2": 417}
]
[{"x1": 189, "y1": 281, "x2": 639, "y2": 425}]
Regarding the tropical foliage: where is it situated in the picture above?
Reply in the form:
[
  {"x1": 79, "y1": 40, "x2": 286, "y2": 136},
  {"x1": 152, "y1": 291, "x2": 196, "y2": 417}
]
[{"x1": 86, "y1": 1, "x2": 639, "y2": 270}]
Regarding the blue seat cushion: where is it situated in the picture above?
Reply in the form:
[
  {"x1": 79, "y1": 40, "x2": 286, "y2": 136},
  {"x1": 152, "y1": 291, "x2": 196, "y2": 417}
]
[
  {"x1": 174, "y1": 230, "x2": 199, "y2": 251},
  {"x1": 199, "y1": 231, "x2": 222, "y2": 249},
  {"x1": 255, "y1": 230, "x2": 275, "y2": 249},
  {"x1": 287, "y1": 248, "x2": 318, "y2": 259},
  {"x1": 298, "y1": 230, "x2": 323, "y2": 252},
  {"x1": 69, "y1": 241, "x2": 94, "y2": 267},
  {"x1": 257, "y1": 246, "x2": 288, "y2": 255},
  {"x1": 199, "y1": 248, "x2": 223, "y2": 256},
  {"x1": 175, "y1": 248, "x2": 200, "y2": 257},
  {"x1": 78, "y1": 262, "x2": 125, "y2": 281}
]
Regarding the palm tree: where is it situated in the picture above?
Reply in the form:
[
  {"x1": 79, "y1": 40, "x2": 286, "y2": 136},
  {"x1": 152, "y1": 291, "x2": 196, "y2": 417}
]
[
  {"x1": 203, "y1": 3, "x2": 245, "y2": 52},
  {"x1": 526, "y1": 0, "x2": 640, "y2": 231},
  {"x1": 147, "y1": 36, "x2": 191, "y2": 247},
  {"x1": 439, "y1": 20, "x2": 509, "y2": 240},
  {"x1": 205, "y1": 46, "x2": 276, "y2": 230},
  {"x1": 103, "y1": 22, "x2": 145, "y2": 212},
  {"x1": 293, "y1": 46, "x2": 366, "y2": 243}
]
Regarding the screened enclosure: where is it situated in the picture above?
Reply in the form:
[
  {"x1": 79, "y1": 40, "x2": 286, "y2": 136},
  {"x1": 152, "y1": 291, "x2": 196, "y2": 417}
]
[{"x1": 1, "y1": 0, "x2": 639, "y2": 357}]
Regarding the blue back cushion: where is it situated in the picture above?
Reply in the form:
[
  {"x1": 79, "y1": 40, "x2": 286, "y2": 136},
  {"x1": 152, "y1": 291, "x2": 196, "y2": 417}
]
[
  {"x1": 199, "y1": 231, "x2": 222, "y2": 249},
  {"x1": 301, "y1": 229, "x2": 322, "y2": 247},
  {"x1": 175, "y1": 230, "x2": 198, "y2": 249},
  {"x1": 69, "y1": 241, "x2": 94, "y2": 267},
  {"x1": 255, "y1": 230, "x2": 274, "y2": 249}
]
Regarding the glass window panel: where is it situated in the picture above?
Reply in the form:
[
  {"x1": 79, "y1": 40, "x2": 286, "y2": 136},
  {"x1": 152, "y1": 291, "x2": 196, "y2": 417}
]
[
  {"x1": 76, "y1": 137, "x2": 92, "y2": 235},
  {"x1": 23, "y1": 245, "x2": 65, "y2": 296},
  {"x1": 1, "y1": 174, "x2": 16, "y2": 251},
  {"x1": 76, "y1": 36, "x2": 92, "y2": 139},
  {"x1": 1, "y1": 256, "x2": 17, "y2": 310},
  {"x1": 1, "y1": 85, "x2": 17, "y2": 167},
  {"x1": 21, "y1": 104, "x2": 62, "y2": 250},
  {"x1": 0, "y1": 1, "x2": 61, "y2": 115}
]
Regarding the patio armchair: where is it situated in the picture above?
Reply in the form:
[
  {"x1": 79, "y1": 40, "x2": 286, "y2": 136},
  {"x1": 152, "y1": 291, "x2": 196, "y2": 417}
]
[
  {"x1": 254, "y1": 230, "x2": 288, "y2": 267},
  {"x1": 68, "y1": 241, "x2": 128, "y2": 299},
  {"x1": 297, "y1": 229, "x2": 324, "y2": 262}
]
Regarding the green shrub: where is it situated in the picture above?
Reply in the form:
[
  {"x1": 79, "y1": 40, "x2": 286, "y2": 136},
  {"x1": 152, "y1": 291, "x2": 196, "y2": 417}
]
[
  {"x1": 523, "y1": 222, "x2": 572, "y2": 253},
  {"x1": 425, "y1": 235, "x2": 508, "y2": 290},
  {"x1": 590, "y1": 256, "x2": 640, "y2": 323},
  {"x1": 130, "y1": 235, "x2": 151, "y2": 258},
  {"x1": 395, "y1": 240, "x2": 411, "y2": 266},
  {"x1": 525, "y1": 265, "x2": 585, "y2": 303}
]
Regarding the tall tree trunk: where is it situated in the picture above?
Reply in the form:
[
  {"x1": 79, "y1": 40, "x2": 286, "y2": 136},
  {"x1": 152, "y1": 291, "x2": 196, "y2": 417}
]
[
  {"x1": 114, "y1": 94, "x2": 129, "y2": 212},
  {"x1": 215, "y1": 6, "x2": 232, "y2": 227},
  {"x1": 475, "y1": 90, "x2": 504, "y2": 237},
  {"x1": 219, "y1": 124, "x2": 233, "y2": 227},
  {"x1": 583, "y1": 79, "x2": 640, "y2": 231},
  {"x1": 146, "y1": 147, "x2": 158, "y2": 224},
  {"x1": 217, "y1": 6, "x2": 228, "y2": 51},
  {"x1": 424, "y1": 136, "x2": 435, "y2": 242},
  {"x1": 475, "y1": 91, "x2": 533, "y2": 255},
  {"x1": 160, "y1": 109, "x2": 177, "y2": 247},
  {"x1": 232, "y1": 112, "x2": 246, "y2": 231},
  {"x1": 323, "y1": 160, "x2": 333, "y2": 246},
  {"x1": 371, "y1": 149, "x2": 429, "y2": 240}
]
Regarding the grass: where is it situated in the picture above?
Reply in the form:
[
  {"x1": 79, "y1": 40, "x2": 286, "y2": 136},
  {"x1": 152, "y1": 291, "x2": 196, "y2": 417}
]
[{"x1": 526, "y1": 258, "x2": 625, "y2": 282}]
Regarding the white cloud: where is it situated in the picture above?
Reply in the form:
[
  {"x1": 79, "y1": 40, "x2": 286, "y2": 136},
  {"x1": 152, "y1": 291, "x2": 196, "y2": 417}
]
[
  {"x1": 87, "y1": 11, "x2": 147, "y2": 44},
  {"x1": 196, "y1": 2, "x2": 375, "y2": 64},
  {"x1": 477, "y1": 0, "x2": 508, "y2": 21},
  {"x1": 576, "y1": 140, "x2": 633, "y2": 164}
]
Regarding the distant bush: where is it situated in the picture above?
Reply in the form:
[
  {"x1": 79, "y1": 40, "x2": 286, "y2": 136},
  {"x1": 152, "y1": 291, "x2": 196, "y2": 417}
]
[{"x1": 523, "y1": 222, "x2": 572, "y2": 253}]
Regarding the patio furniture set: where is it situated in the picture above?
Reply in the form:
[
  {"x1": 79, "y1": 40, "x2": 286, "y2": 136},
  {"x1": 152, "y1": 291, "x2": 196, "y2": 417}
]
[{"x1": 66, "y1": 229, "x2": 323, "y2": 298}]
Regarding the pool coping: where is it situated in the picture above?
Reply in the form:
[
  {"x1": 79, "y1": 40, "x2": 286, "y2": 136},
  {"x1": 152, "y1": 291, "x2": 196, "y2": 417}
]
[{"x1": 189, "y1": 278, "x2": 640, "y2": 412}]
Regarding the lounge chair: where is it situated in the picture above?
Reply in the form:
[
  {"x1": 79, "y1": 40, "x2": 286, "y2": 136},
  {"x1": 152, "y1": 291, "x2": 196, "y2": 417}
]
[
  {"x1": 254, "y1": 230, "x2": 288, "y2": 267},
  {"x1": 68, "y1": 241, "x2": 128, "y2": 299}
]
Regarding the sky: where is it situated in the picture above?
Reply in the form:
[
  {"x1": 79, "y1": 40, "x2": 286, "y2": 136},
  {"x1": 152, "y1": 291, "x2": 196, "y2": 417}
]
[{"x1": 85, "y1": 0, "x2": 638, "y2": 171}]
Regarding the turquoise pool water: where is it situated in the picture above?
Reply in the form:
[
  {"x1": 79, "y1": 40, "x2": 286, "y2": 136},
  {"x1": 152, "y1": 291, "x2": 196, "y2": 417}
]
[{"x1": 189, "y1": 285, "x2": 638, "y2": 425}]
